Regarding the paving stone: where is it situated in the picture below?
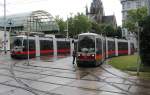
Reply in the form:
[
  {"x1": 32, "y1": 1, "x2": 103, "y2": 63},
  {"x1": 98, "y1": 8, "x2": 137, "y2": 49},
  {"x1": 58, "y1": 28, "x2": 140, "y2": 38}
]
[
  {"x1": 0, "y1": 89, "x2": 35, "y2": 95},
  {"x1": 40, "y1": 70, "x2": 62, "y2": 75},
  {"x1": 68, "y1": 80, "x2": 106, "y2": 90},
  {"x1": 129, "y1": 85, "x2": 150, "y2": 94},
  {"x1": 0, "y1": 84, "x2": 15, "y2": 94},
  {"x1": 105, "y1": 77, "x2": 124, "y2": 84},
  {"x1": 95, "y1": 91, "x2": 126, "y2": 95},
  {"x1": 13, "y1": 67, "x2": 43, "y2": 73},
  {"x1": 0, "y1": 76, "x2": 13, "y2": 83},
  {"x1": 112, "y1": 83, "x2": 130, "y2": 91},
  {"x1": 56, "y1": 72, "x2": 79, "y2": 79},
  {"x1": 51, "y1": 86, "x2": 97, "y2": 95},
  {"x1": 100, "y1": 84, "x2": 124, "y2": 93},
  {"x1": 16, "y1": 73, "x2": 47, "y2": 80},
  {"x1": 29, "y1": 81, "x2": 60, "y2": 91},
  {"x1": 39, "y1": 76, "x2": 75, "y2": 85},
  {"x1": 5, "y1": 80, "x2": 24, "y2": 88},
  {"x1": 82, "y1": 75, "x2": 100, "y2": 81},
  {"x1": 0, "y1": 69, "x2": 11, "y2": 75}
]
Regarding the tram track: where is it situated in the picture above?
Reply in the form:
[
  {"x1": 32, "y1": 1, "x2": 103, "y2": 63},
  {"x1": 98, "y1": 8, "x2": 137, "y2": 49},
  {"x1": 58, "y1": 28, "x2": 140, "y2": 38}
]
[
  {"x1": 8, "y1": 62, "x2": 61, "y2": 95},
  {"x1": 10, "y1": 62, "x2": 40, "y2": 95},
  {"x1": 99, "y1": 61, "x2": 150, "y2": 88},
  {"x1": 14, "y1": 63, "x2": 150, "y2": 86},
  {"x1": 0, "y1": 60, "x2": 149, "y2": 95},
  {"x1": 0, "y1": 70, "x2": 127, "y2": 95},
  {"x1": 0, "y1": 62, "x2": 128, "y2": 95},
  {"x1": 2, "y1": 61, "x2": 150, "y2": 88}
]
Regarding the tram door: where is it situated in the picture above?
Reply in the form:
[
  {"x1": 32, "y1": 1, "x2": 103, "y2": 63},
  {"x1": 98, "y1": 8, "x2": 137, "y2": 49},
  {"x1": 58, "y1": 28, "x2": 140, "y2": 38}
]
[{"x1": 96, "y1": 38, "x2": 103, "y2": 64}]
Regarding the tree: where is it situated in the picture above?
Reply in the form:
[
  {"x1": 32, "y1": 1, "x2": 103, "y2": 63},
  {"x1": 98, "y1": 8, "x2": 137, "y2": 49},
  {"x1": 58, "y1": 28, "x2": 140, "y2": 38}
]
[
  {"x1": 95, "y1": 24, "x2": 116, "y2": 37},
  {"x1": 115, "y1": 26, "x2": 122, "y2": 38},
  {"x1": 140, "y1": 16, "x2": 150, "y2": 66},
  {"x1": 123, "y1": 7, "x2": 148, "y2": 34},
  {"x1": 68, "y1": 13, "x2": 92, "y2": 37},
  {"x1": 91, "y1": 21, "x2": 102, "y2": 34},
  {"x1": 55, "y1": 16, "x2": 66, "y2": 35}
]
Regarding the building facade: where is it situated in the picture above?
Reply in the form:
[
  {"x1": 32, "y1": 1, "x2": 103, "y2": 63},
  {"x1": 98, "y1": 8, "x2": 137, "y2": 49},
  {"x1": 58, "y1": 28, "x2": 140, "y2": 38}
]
[
  {"x1": 89, "y1": 0, "x2": 104, "y2": 23},
  {"x1": 121, "y1": 0, "x2": 147, "y2": 23},
  {"x1": 86, "y1": 0, "x2": 117, "y2": 28},
  {"x1": 0, "y1": 10, "x2": 59, "y2": 34}
]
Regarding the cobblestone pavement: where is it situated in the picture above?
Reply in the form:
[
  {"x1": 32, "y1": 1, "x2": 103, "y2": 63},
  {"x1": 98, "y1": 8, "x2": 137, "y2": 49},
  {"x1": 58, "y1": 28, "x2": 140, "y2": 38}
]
[{"x1": 0, "y1": 53, "x2": 150, "y2": 95}]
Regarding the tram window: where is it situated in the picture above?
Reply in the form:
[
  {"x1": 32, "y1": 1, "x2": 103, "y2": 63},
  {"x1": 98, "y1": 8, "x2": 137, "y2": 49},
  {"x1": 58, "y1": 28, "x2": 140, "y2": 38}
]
[
  {"x1": 23, "y1": 39, "x2": 35, "y2": 50},
  {"x1": 118, "y1": 42, "x2": 128, "y2": 50},
  {"x1": 13, "y1": 38, "x2": 22, "y2": 46},
  {"x1": 40, "y1": 40, "x2": 53, "y2": 50},
  {"x1": 108, "y1": 41, "x2": 115, "y2": 51},
  {"x1": 96, "y1": 38, "x2": 102, "y2": 54},
  {"x1": 29, "y1": 40, "x2": 35, "y2": 50},
  {"x1": 78, "y1": 36, "x2": 95, "y2": 53}
]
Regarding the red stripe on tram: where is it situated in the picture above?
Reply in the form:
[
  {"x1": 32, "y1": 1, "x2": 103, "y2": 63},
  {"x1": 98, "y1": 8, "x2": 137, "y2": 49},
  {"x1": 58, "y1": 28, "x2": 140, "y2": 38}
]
[
  {"x1": 118, "y1": 50, "x2": 128, "y2": 54},
  {"x1": 107, "y1": 50, "x2": 116, "y2": 55},
  {"x1": 57, "y1": 48, "x2": 70, "y2": 53},
  {"x1": 13, "y1": 48, "x2": 70, "y2": 55}
]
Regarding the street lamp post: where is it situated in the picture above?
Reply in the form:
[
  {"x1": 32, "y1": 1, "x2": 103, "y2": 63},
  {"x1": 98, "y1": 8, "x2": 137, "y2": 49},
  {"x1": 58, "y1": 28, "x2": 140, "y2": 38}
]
[
  {"x1": 136, "y1": 22, "x2": 141, "y2": 76},
  {"x1": 26, "y1": 16, "x2": 31, "y2": 66},
  {"x1": 4, "y1": 0, "x2": 7, "y2": 54},
  {"x1": 66, "y1": 16, "x2": 69, "y2": 39}
]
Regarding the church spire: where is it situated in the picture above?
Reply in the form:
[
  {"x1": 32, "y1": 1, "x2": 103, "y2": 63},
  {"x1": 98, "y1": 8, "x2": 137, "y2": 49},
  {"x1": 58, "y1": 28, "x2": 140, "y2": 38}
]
[{"x1": 85, "y1": 5, "x2": 88, "y2": 16}]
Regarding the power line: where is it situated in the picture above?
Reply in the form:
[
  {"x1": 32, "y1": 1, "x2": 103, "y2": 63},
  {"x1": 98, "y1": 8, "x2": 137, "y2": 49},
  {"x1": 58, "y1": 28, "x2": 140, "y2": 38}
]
[
  {"x1": 1, "y1": 0, "x2": 49, "y2": 6},
  {"x1": 0, "y1": 0, "x2": 49, "y2": 14}
]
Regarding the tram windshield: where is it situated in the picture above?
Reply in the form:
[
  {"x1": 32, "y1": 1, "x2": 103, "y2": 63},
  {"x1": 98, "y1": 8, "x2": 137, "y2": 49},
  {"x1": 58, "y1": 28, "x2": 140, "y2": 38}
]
[
  {"x1": 13, "y1": 37, "x2": 23, "y2": 46},
  {"x1": 78, "y1": 35, "x2": 95, "y2": 53}
]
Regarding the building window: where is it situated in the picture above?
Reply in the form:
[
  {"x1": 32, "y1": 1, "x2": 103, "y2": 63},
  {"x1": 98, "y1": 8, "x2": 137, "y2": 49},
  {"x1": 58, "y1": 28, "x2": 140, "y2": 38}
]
[
  {"x1": 127, "y1": 2, "x2": 131, "y2": 9},
  {"x1": 136, "y1": 1, "x2": 141, "y2": 7},
  {"x1": 122, "y1": 4, "x2": 125, "y2": 10}
]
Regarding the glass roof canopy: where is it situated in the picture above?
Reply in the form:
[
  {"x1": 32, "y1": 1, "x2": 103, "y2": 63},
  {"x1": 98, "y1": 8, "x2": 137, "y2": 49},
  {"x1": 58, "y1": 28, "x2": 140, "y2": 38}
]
[{"x1": 0, "y1": 10, "x2": 59, "y2": 33}]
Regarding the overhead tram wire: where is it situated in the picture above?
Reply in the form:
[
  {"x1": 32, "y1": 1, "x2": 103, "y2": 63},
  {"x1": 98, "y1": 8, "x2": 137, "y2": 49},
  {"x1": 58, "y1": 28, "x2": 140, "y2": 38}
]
[
  {"x1": 4, "y1": 0, "x2": 49, "y2": 6},
  {"x1": 0, "y1": 0, "x2": 49, "y2": 14}
]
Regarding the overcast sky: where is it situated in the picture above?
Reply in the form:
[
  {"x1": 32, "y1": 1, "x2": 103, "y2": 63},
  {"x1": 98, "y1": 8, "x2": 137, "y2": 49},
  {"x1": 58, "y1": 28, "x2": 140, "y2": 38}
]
[{"x1": 0, "y1": 0, "x2": 122, "y2": 25}]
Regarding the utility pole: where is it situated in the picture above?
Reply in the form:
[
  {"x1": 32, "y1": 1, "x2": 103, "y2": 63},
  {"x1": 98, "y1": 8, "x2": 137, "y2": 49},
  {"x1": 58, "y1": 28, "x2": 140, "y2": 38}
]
[
  {"x1": 136, "y1": 22, "x2": 141, "y2": 76},
  {"x1": 27, "y1": 16, "x2": 31, "y2": 66},
  {"x1": 4, "y1": 0, "x2": 7, "y2": 54},
  {"x1": 66, "y1": 16, "x2": 69, "y2": 39}
]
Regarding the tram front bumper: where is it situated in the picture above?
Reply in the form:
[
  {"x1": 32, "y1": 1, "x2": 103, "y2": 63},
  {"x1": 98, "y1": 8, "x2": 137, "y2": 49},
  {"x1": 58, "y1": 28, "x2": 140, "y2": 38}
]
[{"x1": 76, "y1": 60, "x2": 96, "y2": 66}]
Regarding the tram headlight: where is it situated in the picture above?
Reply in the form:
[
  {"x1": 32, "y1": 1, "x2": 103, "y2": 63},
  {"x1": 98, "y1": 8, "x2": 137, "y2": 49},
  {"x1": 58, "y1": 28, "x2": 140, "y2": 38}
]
[
  {"x1": 91, "y1": 54, "x2": 95, "y2": 57},
  {"x1": 78, "y1": 54, "x2": 81, "y2": 56}
]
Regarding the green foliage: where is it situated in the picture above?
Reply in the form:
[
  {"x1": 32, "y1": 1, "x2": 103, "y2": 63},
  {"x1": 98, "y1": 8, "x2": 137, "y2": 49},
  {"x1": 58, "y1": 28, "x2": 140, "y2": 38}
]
[
  {"x1": 115, "y1": 26, "x2": 122, "y2": 38},
  {"x1": 91, "y1": 21, "x2": 103, "y2": 34},
  {"x1": 55, "y1": 16, "x2": 66, "y2": 35},
  {"x1": 99, "y1": 24, "x2": 117, "y2": 37},
  {"x1": 55, "y1": 13, "x2": 118, "y2": 38},
  {"x1": 108, "y1": 55, "x2": 138, "y2": 71},
  {"x1": 140, "y1": 16, "x2": 150, "y2": 66},
  {"x1": 68, "y1": 13, "x2": 92, "y2": 37},
  {"x1": 91, "y1": 22, "x2": 117, "y2": 37},
  {"x1": 123, "y1": 7, "x2": 148, "y2": 33},
  {"x1": 103, "y1": 24, "x2": 115, "y2": 37}
]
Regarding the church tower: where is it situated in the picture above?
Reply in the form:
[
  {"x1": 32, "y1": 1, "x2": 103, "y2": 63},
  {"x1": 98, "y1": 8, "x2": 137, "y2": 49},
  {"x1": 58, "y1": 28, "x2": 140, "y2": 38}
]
[{"x1": 89, "y1": 0, "x2": 104, "y2": 23}]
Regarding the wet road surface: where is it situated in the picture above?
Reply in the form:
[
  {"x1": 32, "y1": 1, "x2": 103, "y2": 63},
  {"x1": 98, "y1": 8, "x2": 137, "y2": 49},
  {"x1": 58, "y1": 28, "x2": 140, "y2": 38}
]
[{"x1": 0, "y1": 53, "x2": 150, "y2": 95}]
